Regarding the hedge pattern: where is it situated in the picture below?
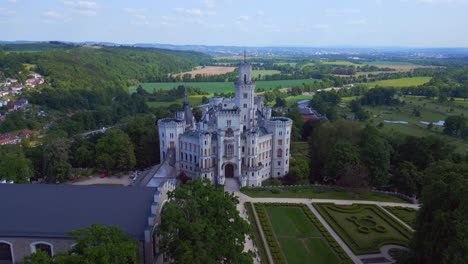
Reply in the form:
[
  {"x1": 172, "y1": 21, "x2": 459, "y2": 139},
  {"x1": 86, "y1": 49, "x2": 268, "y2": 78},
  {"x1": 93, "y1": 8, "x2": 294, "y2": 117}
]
[
  {"x1": 254, "y1": 203, "x2": 353, "y2": 264},
  {"x1": 245, "y1": 202, "x2": 270, "y2": 264},
  {"x1": 313, "y1": 203, "x2": 413, "y2": 255},
  {"x1": 383, "y1": 206, "x2": 417, "y2": 229},
  {"x1": 254, "y1": 204, "x2": 287, "y2": 264}
]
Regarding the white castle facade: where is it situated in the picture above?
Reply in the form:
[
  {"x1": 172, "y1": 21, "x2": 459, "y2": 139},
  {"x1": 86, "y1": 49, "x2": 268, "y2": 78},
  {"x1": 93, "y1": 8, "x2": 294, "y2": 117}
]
[{"x1": 157, "y1": 61, "x2": 292, "y2": 187}]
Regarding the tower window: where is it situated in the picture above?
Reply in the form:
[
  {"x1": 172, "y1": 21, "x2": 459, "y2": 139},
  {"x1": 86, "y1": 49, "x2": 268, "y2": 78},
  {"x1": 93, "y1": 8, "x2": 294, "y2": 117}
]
[
  {"x1": 243, "y1": 93, "x2": 248, "y2": 99},
  {"x1": 243, "y1": 104, "x2": 247, "y2": 108},
  {"x1": 244, "y1": 74, "x2": 247, "y2": 84}
]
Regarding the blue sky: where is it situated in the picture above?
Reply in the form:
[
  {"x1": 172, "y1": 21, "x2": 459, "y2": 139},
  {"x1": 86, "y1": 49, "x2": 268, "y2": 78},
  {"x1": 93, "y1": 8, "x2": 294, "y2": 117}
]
[{"x1": 1, "y1": 0, "x2": 468, "y2": 47}]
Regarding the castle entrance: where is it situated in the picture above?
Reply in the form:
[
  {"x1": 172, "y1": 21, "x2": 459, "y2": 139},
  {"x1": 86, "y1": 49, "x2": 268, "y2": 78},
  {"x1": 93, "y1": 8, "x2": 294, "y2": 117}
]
[{"x1": 225, "y1": 164, "x2": 234, "y2": 178}]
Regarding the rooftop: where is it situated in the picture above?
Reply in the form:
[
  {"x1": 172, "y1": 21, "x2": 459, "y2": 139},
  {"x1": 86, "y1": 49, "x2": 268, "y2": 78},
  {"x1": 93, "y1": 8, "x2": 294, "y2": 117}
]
[{"x1": 0, "y1": 184, "x2": 157, "y2": 240}]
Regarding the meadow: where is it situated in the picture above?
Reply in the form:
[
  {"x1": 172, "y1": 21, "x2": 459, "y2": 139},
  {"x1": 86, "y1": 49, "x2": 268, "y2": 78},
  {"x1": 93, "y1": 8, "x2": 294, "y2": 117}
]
[
  {"x1": 251, "y1": 70, "x2": 281, "y2": 79},
  {"x1": 130, "y1": 79, "x2": 318, "y2": 94},
  {"x1": 365, "y1": 77, "x2": 432, "y2": 87}
]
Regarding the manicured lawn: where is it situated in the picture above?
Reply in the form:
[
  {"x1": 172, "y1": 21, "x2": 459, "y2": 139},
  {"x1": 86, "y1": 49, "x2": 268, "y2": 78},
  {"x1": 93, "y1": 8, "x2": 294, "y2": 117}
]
[
  {"x1": 365, "y1": 77, "x2": 432, "y2": 88},
  {"x1": 130, "y1": 79, "x2": 318, "y2": 94},
  {"x1": 384, "y1": 206, "x2": 417, "y2": 229},
  {"x1": 241, "y1": 185, "x2": 409, "y2": 203},
  {"x1": 313, "y1": 203, "x2": 412, "y2": 255},
  {"x1": 261, "y1": 205, "x2": 342, "y2": 264}
]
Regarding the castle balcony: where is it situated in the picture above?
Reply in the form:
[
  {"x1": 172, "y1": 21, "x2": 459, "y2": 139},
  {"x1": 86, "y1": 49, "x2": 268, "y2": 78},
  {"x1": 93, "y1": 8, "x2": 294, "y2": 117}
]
[
  {"x1": 200, "y1": 167, "x2": 213, "y2": 173},
  {"x1": 241, "y1": 164, "x2": 264, "y2": 171}
]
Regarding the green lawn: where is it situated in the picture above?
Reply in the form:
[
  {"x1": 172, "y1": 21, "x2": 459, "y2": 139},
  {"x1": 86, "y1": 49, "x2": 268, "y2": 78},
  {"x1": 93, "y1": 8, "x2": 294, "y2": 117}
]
[
  {"x1": 365, "y1": 77, "x2": 432, "y2": 88},
  {"x1": 130, "y1": 79, "x2": 318, "y2": 94},
  {"x1": 263, "y1": 205, "x2": 341, "y2": 264},
  {"x1": 384, "y1": 206, "x2": 417, "y2": 229},
  {"x1": 146, "y1": 95, "x2": 206, "y2": 108},
  {"x1": 322, "y1": 61, "x2": 360, "y2": 66},
  {"x1": 286, "y1": 95, "x2": 312, "y2": 106},
  {"x1": 313, "y1": 203, "x2": 413, "y2": 255},
  {"x1": 241, "y1": 185, "x2": 409, "y2": 203}
]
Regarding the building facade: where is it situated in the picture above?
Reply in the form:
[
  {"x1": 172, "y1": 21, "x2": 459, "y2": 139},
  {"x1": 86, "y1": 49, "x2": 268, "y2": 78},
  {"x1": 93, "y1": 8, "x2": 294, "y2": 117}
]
[{"x1": 158, "y1": 61, "x2": 293, "y2": 187}]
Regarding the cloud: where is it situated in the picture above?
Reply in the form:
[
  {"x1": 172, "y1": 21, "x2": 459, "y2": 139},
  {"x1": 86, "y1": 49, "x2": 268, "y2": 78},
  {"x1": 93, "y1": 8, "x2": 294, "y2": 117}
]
[
  {"x1": 123, "y1": 8, "x2": 149, "y2": 26},
  {"x1": 0, "y1": 8, "x2": 15, "y2": 16},
  {"x1": 75, "y1": 9, "x2": 97, "y2": 16},
  {"x1": 202, "y1": 0, "x2": 215, "y2": 8},
  {"x1": 350, "y1": 19, "x2": 368, "y2": 25},
  {"x1": 7, "y1": 0, "x2": 17, "y2": 3},
  {"x1": 324, "y1": 8, "x2": 360, "y2": 17},
  {"x1": 175, "y1": 7, "x2": 215, "y2": 16},
  {"x1": 237, "y1": 15, "x2": 249, "y2": 21},
  {"x1": 63, "y1": 1, "x2": 98, "y2": 9},
  {"x1": 44, "y1": 11, "x2": 61, "y2": 18},
  {"x1": 257, "y1": 10, "x2": 265, "y2": 16}
]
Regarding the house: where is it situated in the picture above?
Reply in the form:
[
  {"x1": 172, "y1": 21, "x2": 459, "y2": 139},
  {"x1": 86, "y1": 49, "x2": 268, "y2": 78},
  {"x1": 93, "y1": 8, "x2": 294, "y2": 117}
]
[
  {"x1": 298, "y1": 105, "x2": 325, "y2": 122},
  {"x1": 7, "y1": 99, "x2": 28, "y2": 112},
  {"x1": 18, "y1": 130, "x2": 32, "y2": 139},
  {"x1": 0, "y1": 184, "x2": 173, "y2": 264},
  {"x1": 0, "y1": 90, "x2": 11, "y2": 97},
  {"x1": 0, "y1": 133, "x2": 20, "y2": 145},
  {"x1": 0, "y1": 98, "x2": 9, "y2": 107}
]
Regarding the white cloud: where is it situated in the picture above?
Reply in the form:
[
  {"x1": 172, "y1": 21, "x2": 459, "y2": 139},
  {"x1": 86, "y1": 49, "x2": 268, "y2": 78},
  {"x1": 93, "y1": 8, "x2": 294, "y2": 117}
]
[
  {"x1": 75, "y1": 9, "x2": 97, "y2": 16},
  {"x1": 202, "y1": 0, "x2": 215, "y2": 8},
  {"x1": 7, "y1": 0, "x2": 17, "y2": 3},
  {"x1": 123, "y1": 8, "x2": 149, "y2": 26},
  {"x1": 175, "y1": 7, "x2": 215, "y2": 16},
  {"x1": 44, "y1": 11, "x2": 61, "y2": 18},
  {"x1": 237, "y1": 15, "x2": 249, "y2": 21},
  {"x1": 350, "y1": 19, "x2": 368, "y2": 25},
  {"x1": 63, "y1": 1, "x2": 98, "y2": 9},
  {"x1": 0, "y1": 8, "x2": 15, "y2": 16},
  {"x1": 324, "y1": 8, "x2": 360, "y2": 17}
]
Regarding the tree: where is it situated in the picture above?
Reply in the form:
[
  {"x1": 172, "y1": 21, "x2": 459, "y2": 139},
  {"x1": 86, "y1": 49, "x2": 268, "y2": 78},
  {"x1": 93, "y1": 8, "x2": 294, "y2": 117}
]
[
  {"x1": 443, "y1": 115, "x2": 467, "y2": 138},
  {"x1": 95, "y1": 130, "x2": 136, "y2": 172},
  {"x1": 390, "y1": 161, "x2": 421, "y2": 196},
  {"x1": 323, "y1": 139, "x2": 360, "y2": 183},
  {"x1": 157, "y1": 178, "x2": 253, "y2": 264},
  {"x1": 0, "y1": 145, "x2": 33, "y2": 183},
  {"x1": 42, "y1": 138, "x2": 72, "y2": 183},
  {"x1": 360, "y1": 128, "x2": 390, "y2": 187},
  {"x1": 404, "y1": 162, "x2": 468, "y2": 264},
  {"x1": 284, "y1": 157, "x2": 310, "y2": 184},
  {"x1": 23, "y1": 224, "x2": 137, "y2": 264}
]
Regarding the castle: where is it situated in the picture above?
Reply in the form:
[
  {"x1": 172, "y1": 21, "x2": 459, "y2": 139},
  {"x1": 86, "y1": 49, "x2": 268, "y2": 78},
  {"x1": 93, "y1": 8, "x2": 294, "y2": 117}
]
[{"x1": 158, "y1": 60, "x2": 292, "y2": 187}]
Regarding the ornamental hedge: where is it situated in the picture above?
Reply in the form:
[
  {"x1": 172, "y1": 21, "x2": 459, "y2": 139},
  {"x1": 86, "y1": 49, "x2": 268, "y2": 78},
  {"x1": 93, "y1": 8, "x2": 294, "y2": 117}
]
[{"x1": 245, "y1": 202, "x2": 270, "y2": 264}]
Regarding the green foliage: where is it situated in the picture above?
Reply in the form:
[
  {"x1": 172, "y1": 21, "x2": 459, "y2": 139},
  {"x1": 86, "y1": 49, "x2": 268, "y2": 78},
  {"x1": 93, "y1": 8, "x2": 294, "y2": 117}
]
[
  {"x1": 361, "y1": 87, "x2": 399, "y2": 106},
  {"x1": 384, "y1": 206, "x2": 417, "y2": 229},
  {"x1": 310, "y1": 91, "x2": 341, "y2": 120},
  {"x1": 0, "y1": 144, "x2": 33, "y2": 183},
  {"x1": 24, "y1": 250, "x2": 53, "y2": 264},
  {"x1": 244, "y1": 203, "x2": 270, "y2": 264},
  {"x1": 443, "y1": 115, "x2": 467, "y2": 138},
  {"x1": 95, "y1": 130, "x2": 136, "y2": 172},
  {"x1": 42, "y1": 138, "x2": 72, "y2": 183},
  {"x1": 406, "y1": 162, "x2": 468, "y2": 264},
  {"x1": 123, "y1": 115, "x2": 160, "y2": 168},
  {"x1": 156, "y1": 178, "x2": 253, "y2": 264}
]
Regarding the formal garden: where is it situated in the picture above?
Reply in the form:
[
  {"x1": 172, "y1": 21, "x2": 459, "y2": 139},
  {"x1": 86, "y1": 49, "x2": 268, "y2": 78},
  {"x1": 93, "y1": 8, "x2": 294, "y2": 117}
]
[
  {"x1": 253, "y1": 203, "x2": 352, "y2": 264},
  {"x1": 383, "y1": 206, "x2": 417, "y2": 229},
  {"x1": 313, "y1": 203, "x2": 413, "y2": 255}
]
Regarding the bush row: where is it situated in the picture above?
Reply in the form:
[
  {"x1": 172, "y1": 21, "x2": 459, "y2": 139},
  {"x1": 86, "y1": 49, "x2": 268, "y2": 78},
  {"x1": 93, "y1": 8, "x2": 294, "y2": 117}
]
[
  {"x1": 254, "y1": 204, "x2": 287, "y2": 264},
  {"x1": 313, "y1": 203, "x2": 411, "y2": 255},
  {"x1": 244, "y1": 202, "x2": 270, "y2": 264}
]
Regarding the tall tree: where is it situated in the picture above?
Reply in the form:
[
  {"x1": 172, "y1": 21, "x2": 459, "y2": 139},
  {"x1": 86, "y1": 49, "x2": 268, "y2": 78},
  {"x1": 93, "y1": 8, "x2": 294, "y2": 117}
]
[
  {"x1": 0, "y1": 145, "x2": 33, "y2": 183},
  {"x1": 157, "y1": 178, "x2": 253, "y2": 264},
  {"x1": 42, "y1": 138, "x2": 72, "y2": 183},
  {"x1": 95, "y1": 130, "x2": 136, "y2": 172}
]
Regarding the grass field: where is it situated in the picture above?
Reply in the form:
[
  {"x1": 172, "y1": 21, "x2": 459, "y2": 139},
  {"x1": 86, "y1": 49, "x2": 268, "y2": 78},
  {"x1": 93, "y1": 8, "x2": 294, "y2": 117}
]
[
  {"x1": 362, "y1": 61, "x2": 417, "y2": 66},
  {"x1": 358, "y1": 95, "x2": 468, "y2": 153},
  {"x1": 313, "y1": 203, "x2": 412, "y2": 255},
  {"x1": 241, "y1": 185, "x2": 408, "y2": 203},
  {"x1": 252, "y1": 70, "x2": 281, "y2": 79},
  {"x1": 264, "y1": 205, "x2": 339, "y2": 264},
  {"x1": 146, "y1": 95, "x2": 206, "y2": 108},
  {"x1": 130, "y1": 79, "x2": 318, "y2": 94},
  {"x1": 384, "y1": 206, "x2": 417, "y2": 229},
  {"x1": 322, "y1": 61, "x2": 360, "y2": 66},
  {"x1": 365, "y1": 77, "x2": 432, "y2": 87},
  {"x1": 172, "y1": 66, "x2": 235, "y2": 78},
  {"x1": 286, "y1": 95, "x2": 312, "y2": 106}
]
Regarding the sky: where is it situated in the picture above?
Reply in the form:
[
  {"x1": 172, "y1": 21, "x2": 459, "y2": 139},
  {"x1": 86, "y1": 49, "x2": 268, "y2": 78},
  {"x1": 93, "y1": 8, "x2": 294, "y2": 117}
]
[{"x1": 1, "y1": 0, "x2": 468, "y2": 47}]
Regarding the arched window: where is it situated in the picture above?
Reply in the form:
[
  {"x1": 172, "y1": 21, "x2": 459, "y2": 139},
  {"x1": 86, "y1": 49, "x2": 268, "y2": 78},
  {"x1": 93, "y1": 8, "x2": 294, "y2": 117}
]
[
  {"x1": 0, "y1": 241, "x2": 13, "y2": 263},
  {"x1": 31, "y1": 242, "x2": 53, "y2": 257},
  {"x1": 244, "y1": 74, "x2": 247, "y2": 83},
  {"x1": 277, "y1": 149, "x2": 283, "y2": 157},
  {"x1": 225, "y1": 143, "x2": 234, "y2": 157}
]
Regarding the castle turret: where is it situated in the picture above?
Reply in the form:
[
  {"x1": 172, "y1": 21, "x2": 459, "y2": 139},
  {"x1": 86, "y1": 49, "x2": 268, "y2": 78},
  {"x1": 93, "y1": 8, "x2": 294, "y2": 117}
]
[
  {"x1": 235, "y1": 57, "x2": 256, "y2": 131},
  {"x1": 265, "y1": 117, "x2": 293, "y2": 178},
  {"x1": 157, "y1": 118, "x2": 185, "y2": 169}
]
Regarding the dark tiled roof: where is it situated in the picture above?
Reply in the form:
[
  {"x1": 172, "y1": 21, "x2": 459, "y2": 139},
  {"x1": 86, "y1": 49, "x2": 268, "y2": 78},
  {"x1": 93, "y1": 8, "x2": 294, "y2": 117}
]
[{"x1": 0, "y1": 184, "x2": 157, "y2": 240}]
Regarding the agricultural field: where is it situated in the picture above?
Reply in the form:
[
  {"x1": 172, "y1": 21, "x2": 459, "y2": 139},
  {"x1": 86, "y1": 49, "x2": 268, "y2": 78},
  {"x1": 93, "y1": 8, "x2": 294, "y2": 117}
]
[
  {"x1": 384, "y1": 206, "x2": 417, "y2": 229},
  {"x1": 313, "y1": 203, "x2": 413, "y2": 255},
  {"x1": 254, "y1": 203, "x2": 351, "y2": 264},
  {"x1": 251, "y1": 70, "x2": 281, "y2": 79},
  {"x1": 362, "y1": 61, "x2": 417, "y2": 66},
  {"x1": 357, "y1": 95, "x2": 468, "y2": 152},
  {"x1": 365, "y1": 77, "x2": 432, "y2": 87},
  {"x1": 172, "y1": 66, "x2": 235, "y2": 78},
  {"x1": 241, "y1": 185, "x2": 408, "y2": 203},
  {"x1": 130, "y1": 79, "x2": 318, "y2": 94}
]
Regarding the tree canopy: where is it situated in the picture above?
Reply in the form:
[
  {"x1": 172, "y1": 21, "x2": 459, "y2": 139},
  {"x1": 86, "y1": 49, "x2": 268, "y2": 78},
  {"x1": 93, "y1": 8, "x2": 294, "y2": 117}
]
[{"x1": 157, "y1": 178, "x2": 253, "y2": 264}]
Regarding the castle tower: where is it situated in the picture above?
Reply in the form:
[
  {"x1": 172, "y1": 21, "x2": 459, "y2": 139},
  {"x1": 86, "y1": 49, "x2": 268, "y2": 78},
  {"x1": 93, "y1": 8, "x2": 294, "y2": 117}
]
[
  {"x1": 235, "y1": 52, "x2": 256, "y2": 131},
  {"x1": 266, "y1": 117, "x2": 293, "y2": 178}
]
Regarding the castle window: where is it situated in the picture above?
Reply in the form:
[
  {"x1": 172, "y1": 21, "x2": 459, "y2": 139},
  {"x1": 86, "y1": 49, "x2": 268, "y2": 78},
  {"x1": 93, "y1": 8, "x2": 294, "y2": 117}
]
[
  {"x1": 279, "y1": 131, "x2": 283, "y2": 136},
  {"x1": 244, "y1": 74, "x2": 247, "y2": 84},
  {"x1": 242, "y1": 147, "x2": 245, "y2": 153},
  {"x1": 278, "y1": 139, "x2": 283, "y2": 146},
  {"x1": 170, "y1": 133, "x2": 173, "y2": 139},
  {"x1": 227, "y1": 120, "x2": 231, "y2": 127},
  {"x1": 225, "y1": 143, "x2": 234, "y2": 157},
  {"x1": 277, "y1": 149, "x2": 283, "y2": 157},
  {"x1": 243, "y1": 104, "x2": 247, "y2": 109},
  {"x1": 243, "y1": 93, "x2": 248, "y2": 99},
  {"x1": 204, "y1": 140, "x2": 207, "y2": 145},
  {"x1": 31, "y1": 242, "x2": 53, "y2": 257},
  {"x1": 190, "y1": 155, "x2": 192, "y2": 162},
  {"x1": 278, "y1": 161, "x2": 281, "y2": 166},
  {"x1": 204, "y1": 149, "x2": 207, "y2": 156}
]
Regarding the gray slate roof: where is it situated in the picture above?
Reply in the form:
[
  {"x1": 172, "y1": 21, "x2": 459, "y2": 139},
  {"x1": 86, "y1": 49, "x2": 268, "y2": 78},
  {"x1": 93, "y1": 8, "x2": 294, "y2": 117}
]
[{"x1": 0, "y1": 184, "x2": 157, "y2": 240}]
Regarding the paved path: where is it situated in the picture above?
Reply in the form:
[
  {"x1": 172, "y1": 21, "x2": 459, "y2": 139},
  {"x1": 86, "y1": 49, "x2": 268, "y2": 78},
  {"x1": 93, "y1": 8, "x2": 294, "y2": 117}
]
[
  {"x1": 377, "y1": 205, "x2": 415, "y2": 232},
  {"x1": 71, "y1": 175, "x2": 132, "y2": 186},
  {"x1": 233, "y1": 192, "x2": 419, "y2": 264}
]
